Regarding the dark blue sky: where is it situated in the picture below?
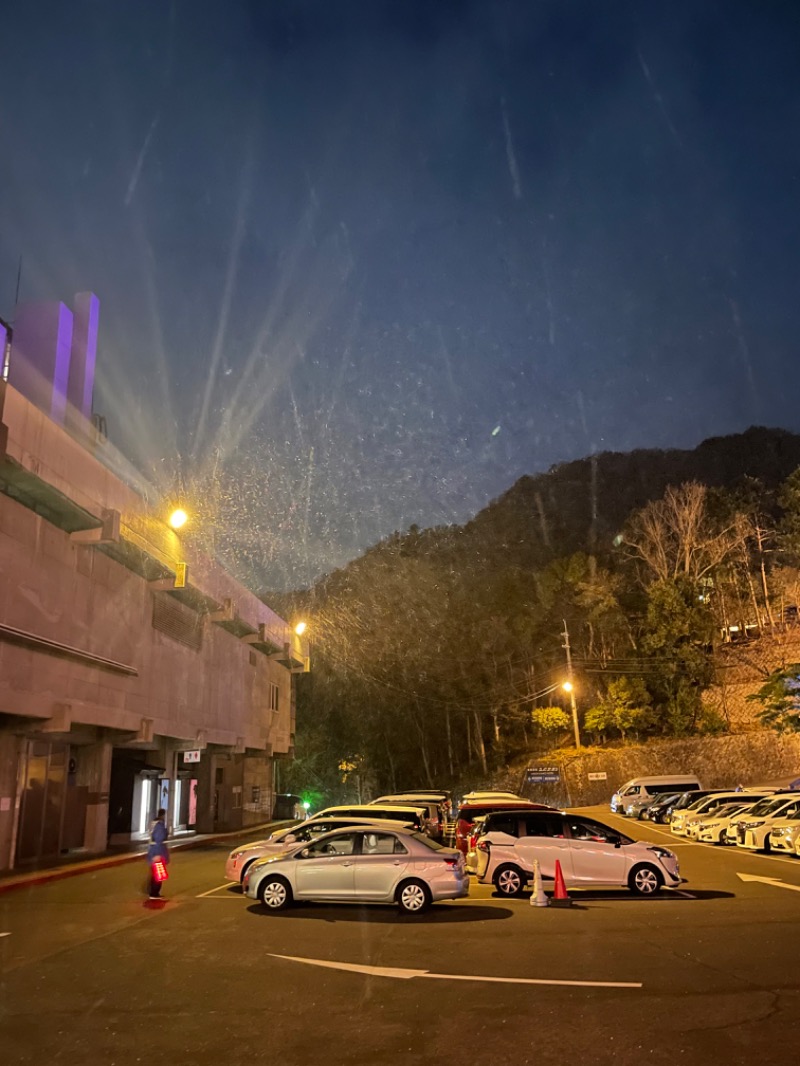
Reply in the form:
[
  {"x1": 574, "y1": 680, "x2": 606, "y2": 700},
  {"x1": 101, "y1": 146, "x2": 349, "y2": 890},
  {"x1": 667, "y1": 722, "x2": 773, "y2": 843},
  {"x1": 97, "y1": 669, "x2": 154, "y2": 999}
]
[{"x1": 2, "y1": 1, "x2": 800, "y2": 588}]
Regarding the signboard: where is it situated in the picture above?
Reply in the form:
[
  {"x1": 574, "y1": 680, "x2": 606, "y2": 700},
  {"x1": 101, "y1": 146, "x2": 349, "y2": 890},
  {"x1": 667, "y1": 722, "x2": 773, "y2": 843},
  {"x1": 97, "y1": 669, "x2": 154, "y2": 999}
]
[
  {"x1": 587, "y1": 772, "x2": 608, "y2": 781},
  {"x1": 526, "y1": 765, "x2": 561, "y2": 784},
  {"x1": 183, "y1": 749, "x2": 201, "y2": 764}
]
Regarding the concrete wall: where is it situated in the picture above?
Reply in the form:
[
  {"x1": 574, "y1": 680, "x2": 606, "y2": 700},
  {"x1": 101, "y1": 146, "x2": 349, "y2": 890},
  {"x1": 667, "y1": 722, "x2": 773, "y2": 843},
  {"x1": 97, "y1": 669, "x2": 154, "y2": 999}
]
[
  {"x1": 513, "y1": 732, "x2": 800, "y2": 808},
  {"x1": 0, "y1": 490, "x2": 291, "y2": 750}
]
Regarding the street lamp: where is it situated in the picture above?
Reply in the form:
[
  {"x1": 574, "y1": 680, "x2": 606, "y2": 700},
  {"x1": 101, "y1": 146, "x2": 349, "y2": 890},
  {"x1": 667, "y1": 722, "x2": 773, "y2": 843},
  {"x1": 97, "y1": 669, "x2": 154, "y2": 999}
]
[
  {"x1": 168, "y1": 508, "x2": 188, "y2": 530},
  {"x1": 294, "y1": 621, "x2": 307, "y2": 636}
]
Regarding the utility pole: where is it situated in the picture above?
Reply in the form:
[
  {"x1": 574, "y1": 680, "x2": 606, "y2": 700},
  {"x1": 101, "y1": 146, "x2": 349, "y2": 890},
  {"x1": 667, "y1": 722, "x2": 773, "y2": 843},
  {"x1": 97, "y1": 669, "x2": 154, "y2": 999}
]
[{"x1": 562, "y1": 619, "x2": 581, "y2": 749}]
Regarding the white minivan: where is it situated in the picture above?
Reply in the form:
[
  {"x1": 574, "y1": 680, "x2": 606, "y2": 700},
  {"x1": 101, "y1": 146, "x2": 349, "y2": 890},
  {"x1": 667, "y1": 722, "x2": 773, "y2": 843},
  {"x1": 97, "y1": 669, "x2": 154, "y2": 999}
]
[{"x1": 610, "y1": 775, "x2": 703, "y2": 814}]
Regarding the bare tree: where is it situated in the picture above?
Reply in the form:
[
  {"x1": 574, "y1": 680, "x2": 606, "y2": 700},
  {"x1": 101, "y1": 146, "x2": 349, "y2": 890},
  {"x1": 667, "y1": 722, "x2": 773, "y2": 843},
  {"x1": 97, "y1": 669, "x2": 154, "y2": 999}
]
[{"x1": 625, "y1": 482, "x2": 740, "y2": 584}]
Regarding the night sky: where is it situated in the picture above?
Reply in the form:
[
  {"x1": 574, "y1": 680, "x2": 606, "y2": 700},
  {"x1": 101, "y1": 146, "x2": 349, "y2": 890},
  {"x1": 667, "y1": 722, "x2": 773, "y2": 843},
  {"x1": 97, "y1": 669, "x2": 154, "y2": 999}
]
[{"x1": 1, "y1": 1, "x2": 799, "y2": 589}]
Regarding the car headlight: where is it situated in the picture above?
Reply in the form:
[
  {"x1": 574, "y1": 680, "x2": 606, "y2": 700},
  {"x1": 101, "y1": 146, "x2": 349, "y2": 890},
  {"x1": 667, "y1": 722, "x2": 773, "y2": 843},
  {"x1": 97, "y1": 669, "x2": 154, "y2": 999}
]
[
  {"x1": 744, "y1": 820, "x2": 764, "y2": 829},
  {"x1": 649, "y1": 847, "x2": 675, "y2": 859},
  {"x1": 704, "y1": 821, "x2": 720, "y2": 829}
]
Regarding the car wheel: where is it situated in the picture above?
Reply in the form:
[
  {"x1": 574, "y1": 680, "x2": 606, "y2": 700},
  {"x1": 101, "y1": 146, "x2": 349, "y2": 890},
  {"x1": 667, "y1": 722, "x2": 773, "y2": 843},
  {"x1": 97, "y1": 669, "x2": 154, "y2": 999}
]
[
  {"x1": 718, "y1": 830, "x2": 727, "y2": 845},
  {"x1": 396, "y1": 879, "x2": 431, "y2": 914},
  {"x1": 494, "y1": 864, "x2": 526, "y2": 897},
  {"x1": 762, "y1": 834, "x2": 771, "y2": 854},
  {"x1": 629, "y1": 864, "x2": 663, "y2": 896},
  {"x1": 258, "y1": 876, "x2": 293, "y2": 910}
]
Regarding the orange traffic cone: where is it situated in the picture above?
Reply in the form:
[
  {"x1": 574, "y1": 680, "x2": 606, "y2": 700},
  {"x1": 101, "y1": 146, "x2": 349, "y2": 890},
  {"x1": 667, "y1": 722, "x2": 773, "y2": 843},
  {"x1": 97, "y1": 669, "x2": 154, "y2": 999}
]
[{"x1": 549, "y1": 859, "x2": 573, "y2": 907}]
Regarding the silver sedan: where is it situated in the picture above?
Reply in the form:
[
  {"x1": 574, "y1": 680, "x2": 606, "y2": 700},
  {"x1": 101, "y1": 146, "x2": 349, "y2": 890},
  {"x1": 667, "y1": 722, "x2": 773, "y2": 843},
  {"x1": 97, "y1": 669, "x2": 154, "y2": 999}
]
[
  {"x1": 225, "y1": 817, "x2": 409, "y2": 883},
  {"x1": 243, "y1": 825, "x2": 470, "y2": 914}
]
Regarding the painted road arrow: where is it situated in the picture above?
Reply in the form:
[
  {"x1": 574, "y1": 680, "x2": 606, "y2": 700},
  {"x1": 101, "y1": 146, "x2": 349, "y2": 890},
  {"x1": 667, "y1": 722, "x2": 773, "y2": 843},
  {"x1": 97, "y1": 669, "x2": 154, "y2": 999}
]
[
  {"x1": 737, "y1": 873, "x2": 800, "y2": 893},
  {"x1": 270, "y1": 954, "x2": 642, "y2": 989}
]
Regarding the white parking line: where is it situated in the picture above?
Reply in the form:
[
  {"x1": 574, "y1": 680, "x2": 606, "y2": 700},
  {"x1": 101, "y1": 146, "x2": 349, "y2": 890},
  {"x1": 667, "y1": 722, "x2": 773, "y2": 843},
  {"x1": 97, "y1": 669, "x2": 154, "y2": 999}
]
[{"x1": 196, "y1": 883, "x2": 240, "y2": 898}]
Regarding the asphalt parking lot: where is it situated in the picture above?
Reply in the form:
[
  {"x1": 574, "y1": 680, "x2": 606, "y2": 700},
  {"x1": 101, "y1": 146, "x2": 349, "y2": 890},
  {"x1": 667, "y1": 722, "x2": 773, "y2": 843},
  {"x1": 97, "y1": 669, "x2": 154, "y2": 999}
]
[{"x1": 2, "y1": 807, "x2": 800, "y2": 1066}]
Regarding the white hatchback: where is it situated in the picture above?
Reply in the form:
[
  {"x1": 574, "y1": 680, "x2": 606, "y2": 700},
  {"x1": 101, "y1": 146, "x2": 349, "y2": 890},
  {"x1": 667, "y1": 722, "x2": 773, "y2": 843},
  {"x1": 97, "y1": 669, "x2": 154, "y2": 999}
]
[{"x1": 475, "y1": 809, "x2": 680, "y2": 896}]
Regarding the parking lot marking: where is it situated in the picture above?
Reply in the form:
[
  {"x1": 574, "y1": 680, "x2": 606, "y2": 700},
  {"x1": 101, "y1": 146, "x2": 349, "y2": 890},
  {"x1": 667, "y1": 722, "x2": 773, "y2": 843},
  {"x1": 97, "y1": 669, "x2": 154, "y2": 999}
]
[
  {"x1": 196, "y1": 883, "x2": 239, "y2": 898},
  {"x1": 0, "y1": 932, "x2": 10, "y2": 938},
  {"x1": 737, "y1": 873, "x2": 800, "y2": 894},
  {"x1": 270, "y1": 953, "x2": 642, "y2": 989}
]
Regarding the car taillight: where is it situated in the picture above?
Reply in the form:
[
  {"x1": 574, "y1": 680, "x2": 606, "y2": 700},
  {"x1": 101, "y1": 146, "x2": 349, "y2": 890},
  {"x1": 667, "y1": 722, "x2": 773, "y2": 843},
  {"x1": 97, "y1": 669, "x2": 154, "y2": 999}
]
[{"x1": 442, "y1": 856, "x2": 459, "y2": 866}]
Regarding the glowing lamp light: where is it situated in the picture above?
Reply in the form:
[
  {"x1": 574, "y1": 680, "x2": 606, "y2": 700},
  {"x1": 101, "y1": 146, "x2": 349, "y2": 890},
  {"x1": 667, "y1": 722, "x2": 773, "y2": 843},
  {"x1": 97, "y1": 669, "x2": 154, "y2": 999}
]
[
  {"x1": 302, "y1": 801, "x2": 311, "y2": 811},
  {"x1": 169, "y1": 508, "x2": 188, "y2": 530},
  {"x1": 294, "y1": 621, "x2": 307, "y2": 635},
  {"x1": 562, "y1": 681, "x2": 574, "y2": 693}
]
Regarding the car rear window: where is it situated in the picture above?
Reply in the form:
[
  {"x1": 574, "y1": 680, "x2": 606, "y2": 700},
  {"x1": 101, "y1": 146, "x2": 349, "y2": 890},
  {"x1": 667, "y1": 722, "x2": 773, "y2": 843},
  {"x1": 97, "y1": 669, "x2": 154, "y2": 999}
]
[
  {"x1": 482, "y1": 813, "x2": 520, "y2": 837},
  {"x1": 522, "y1": 813, "x2": 564, "y2": 837}
]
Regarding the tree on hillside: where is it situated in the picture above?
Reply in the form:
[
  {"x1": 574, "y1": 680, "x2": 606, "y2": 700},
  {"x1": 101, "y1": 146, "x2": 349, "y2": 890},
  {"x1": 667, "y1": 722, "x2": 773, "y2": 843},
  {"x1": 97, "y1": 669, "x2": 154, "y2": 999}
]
[
  {"x1": 746, "y1": 664, "x2": 800, "y2": 732},
  {"x1": 639, "y1": 577, "x2": 715, "y2": 735},
  {"x1": 583, "y1": 677, "x2": 654, "y2": 742},
  {"x1": 778, "y1": 469, "x2": 800, "y2": 564},
  {"x1": 625, "y1": 482, "x2": 740, "y2": 585}
]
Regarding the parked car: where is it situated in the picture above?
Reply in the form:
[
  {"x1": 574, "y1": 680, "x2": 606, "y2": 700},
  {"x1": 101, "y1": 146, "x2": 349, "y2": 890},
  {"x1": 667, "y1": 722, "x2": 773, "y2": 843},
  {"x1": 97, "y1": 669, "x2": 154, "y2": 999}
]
[
  {"x1": 610, "y1": 775, "x2": 703, "y2": 814},
  {"x1": 736, "y1": 794, "x2": 800, "y2": 852},
  {"x1": 225, "y1": 816, "x2": 413, "y2": 883},
  {"x1": 464, "y1": 815, "x2": 489, "y2": 874},
  {"x1": 725, "y1": 793, "x2": 798, "y2": 845},
  {"x1": 370, "y1": 794, "x2": 449, "y2": 839},
  {"x1": 624, "y1": 791, "x2": 682, "y2": 820},
  {"x1": 475, "y1": 809, "x2": 680, "y2": 896},
  {"x1": 310, "y1": 804, "x2": 428, "y2": 834},
  {"x1": 454, "y1": 800, "x2": 555, "y2": 855},
  {"x1": 692, "y1": 802, "x2": 757, "y2": 844},
  {"x1": 461, "y1": 791, "x2": 525, "y2": 803},
  {"x1": 767, "y1": 816, "x2": 800, "y2": 856},
  {"x1": 644, "y1": 789, "x2": 707, "y2": 824},
  {"x1": 685, "y1": 802, "x2": 753, "y2": 841},
  {"x1": 670, "y1": 792, "x2": 771, "y2": 836},
  {"x1": 390, "y1": 788, "x2": 453, "y2": 813},
  {"x1": 242, "y1": 825, "x2": 470, "y2": 914}
]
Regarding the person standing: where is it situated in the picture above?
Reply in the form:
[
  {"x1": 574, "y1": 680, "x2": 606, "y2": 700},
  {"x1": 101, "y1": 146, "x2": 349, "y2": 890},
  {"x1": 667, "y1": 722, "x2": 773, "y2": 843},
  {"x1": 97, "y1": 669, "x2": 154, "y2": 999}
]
[{"x1": 146, "y1": 808, "x2": 170, "y2": 899}]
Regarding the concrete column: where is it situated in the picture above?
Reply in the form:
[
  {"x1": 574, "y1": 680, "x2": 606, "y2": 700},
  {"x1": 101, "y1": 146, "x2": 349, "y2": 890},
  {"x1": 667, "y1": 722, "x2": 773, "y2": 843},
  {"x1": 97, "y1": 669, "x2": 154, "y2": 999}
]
[
  {"x1": 0, "y1": 732, "x2": 23, "y2": 872},
  {"x1": 194, "y1": 754, "x2": 215, "y2": 834},
  {"x1": 77, "y1": 740, "x2": 113, "y2": 855}
]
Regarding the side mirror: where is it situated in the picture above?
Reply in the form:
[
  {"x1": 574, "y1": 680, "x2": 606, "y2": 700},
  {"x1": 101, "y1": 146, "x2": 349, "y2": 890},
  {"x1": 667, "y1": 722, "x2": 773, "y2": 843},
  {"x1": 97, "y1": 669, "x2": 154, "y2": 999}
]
[
  {"x1": 608, "y1": 834, "x2": 621, "y2": 848},
  {"x1": 283, "y1": 834, "x2": 297, "y2": 844},
  {"x1": 299, "y1": 847, "x2": 311, "y2": 858}
]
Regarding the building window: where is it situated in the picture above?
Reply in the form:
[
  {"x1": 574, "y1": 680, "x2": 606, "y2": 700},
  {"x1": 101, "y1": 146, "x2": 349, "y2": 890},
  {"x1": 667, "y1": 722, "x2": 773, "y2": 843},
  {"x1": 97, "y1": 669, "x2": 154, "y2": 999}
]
[
  {"x1": 232, "y1": 786, "x2": 242, "y2": 810},
  {"x1": 269, "y1": 683, "x2": 279, "y2": 712}
]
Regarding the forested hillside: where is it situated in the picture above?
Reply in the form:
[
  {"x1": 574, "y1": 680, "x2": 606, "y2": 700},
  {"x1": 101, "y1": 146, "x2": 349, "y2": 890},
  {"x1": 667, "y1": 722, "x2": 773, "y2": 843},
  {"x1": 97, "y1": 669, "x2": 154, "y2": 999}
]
[{"x1": 269, "y1": 427, "x2": 800, "y2": 804}]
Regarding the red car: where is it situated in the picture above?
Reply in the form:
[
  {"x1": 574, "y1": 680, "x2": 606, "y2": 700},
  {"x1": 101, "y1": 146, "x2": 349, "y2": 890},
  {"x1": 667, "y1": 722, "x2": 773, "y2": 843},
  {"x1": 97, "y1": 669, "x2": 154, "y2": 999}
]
[{"x1": 454, "y1": 800, "x2": 557, "y2": 855}]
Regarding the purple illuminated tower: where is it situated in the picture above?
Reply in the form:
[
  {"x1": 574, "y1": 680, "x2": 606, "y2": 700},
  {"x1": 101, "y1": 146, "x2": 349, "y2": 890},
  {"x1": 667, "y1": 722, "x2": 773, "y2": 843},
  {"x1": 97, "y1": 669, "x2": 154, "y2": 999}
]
[{"x1": 7, "y1": 292, "x2": 99, "y2": 429}]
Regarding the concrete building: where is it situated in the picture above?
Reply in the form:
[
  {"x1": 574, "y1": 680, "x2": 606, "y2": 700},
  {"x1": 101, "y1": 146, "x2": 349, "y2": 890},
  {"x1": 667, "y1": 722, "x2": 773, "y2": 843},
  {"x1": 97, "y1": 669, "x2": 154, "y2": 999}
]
[{"x1": 0, "y1": 294, "x2": 308, "y2": 872}]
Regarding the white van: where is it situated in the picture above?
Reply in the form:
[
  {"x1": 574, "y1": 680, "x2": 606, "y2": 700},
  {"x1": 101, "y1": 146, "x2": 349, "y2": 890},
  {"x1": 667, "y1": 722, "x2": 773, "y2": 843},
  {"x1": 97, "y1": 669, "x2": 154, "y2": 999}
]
[{"x1": 610, "y1": 775, "x2": 703, "y2": 814}]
